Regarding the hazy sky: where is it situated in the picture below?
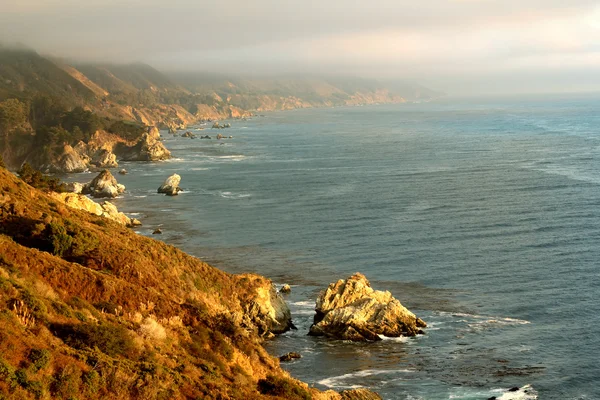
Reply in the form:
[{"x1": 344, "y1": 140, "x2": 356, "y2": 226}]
[{"x1": 2, "y1": 0, "x2": 600, "y2": 95}]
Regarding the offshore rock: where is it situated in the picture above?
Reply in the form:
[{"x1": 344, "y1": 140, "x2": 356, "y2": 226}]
[
  {"x1": 309, "y1": 273, "x2": 426, "y2": 341},
  {"x1": 280, "y1": 284, "x2": 292, "y2": 294},
  {"x1": 279, "y1": 352, "x2": 301, "y2": 362},
  {"x1": 82, "y1": 170, "x2": 125, "y2": 198},
  {"x1": 157, "y1": 174, "x2": 181, "y2": 196},
  {"x1": 121, "y1": 126, "x2": 171, "y2": 161}
]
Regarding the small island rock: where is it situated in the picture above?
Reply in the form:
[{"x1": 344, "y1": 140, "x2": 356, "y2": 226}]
[
  {"x1": 279, "y1": 352, "x2": 301, "y2": 362},
  {"x1": 309, "y1": 272, "x2": 426, "y2": 341},
  {"x1": 280, "y1": 284, "x2": 292, "y2": 294},
  {"x1": 157, "y1": 174, "x2": 181, "y2": 196}
]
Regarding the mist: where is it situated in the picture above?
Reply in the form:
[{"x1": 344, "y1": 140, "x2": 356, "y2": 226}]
[{"x1": 2, "y1": 0, "x2": 600, "y2": 95}]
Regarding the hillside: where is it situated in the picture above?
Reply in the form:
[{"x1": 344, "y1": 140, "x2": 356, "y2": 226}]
[
  {"x1": 0, "y1": 46, "x2": 98, "y2": 106},
  {"x1": 0, "y1": 163, "x2": 383, "y2": 399}
]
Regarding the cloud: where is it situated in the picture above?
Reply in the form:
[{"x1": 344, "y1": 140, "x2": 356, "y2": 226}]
[{"x1": 1, "y1": 0, "x2": 600, "y2": 94}]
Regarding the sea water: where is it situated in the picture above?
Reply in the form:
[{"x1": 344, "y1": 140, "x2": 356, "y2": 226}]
[{"x1": 86, "y1": 94, "x2": 600, "y2": 399}]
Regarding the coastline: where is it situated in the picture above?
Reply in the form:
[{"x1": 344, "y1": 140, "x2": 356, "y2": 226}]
[{"x1": 92, "y1": 105, "x2": 543, "y2": 399}]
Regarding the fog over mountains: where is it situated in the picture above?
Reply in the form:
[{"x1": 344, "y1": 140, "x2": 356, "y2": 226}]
[{"x1": 2, "y1": 1, "x2": 600, "y2": 95}]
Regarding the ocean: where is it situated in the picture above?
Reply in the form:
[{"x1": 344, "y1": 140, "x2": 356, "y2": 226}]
[{"x1": 76, "y1": 94, "x2": 600, "y2": 399}]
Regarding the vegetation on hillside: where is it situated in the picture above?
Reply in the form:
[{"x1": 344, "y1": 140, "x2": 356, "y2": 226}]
[{"x1": 0, "y1": 164, "x2": 315, "y2": 399}]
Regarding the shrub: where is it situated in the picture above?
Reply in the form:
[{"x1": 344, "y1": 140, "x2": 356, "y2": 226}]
[
  {"x1": 0, "y1": 357, "x2": 17, "y2": 389},
  {"x1": 53, "y1": 322, "x2": 135, "y2": 357},
  {"x1": 28, "y1": 349, "x2": 51, "y2": 372},
  {"x1": 139, "y1": 317, "x2": 167, "y2": 342},
  {"x1": 45, "y1": 223, "x2": 72, "y2": 257},
  {"x1": 257, "y1": 375, "x2": 311, "y2": 400},
  {"x1": 82, "y1": 370, "x2": 100, "y2": 394},
  {"x1": 17, "y1": 163, "x2": 66, "y2": 192}
]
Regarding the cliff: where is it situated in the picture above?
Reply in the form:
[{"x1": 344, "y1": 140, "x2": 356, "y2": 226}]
[{"x1": 0, "y1": 165, "x2": 380, "y2": 399}]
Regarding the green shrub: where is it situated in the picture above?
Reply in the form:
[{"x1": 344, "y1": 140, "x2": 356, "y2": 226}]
[
  {"x1": 257, "y1": 374, "x2": 311, "y2": 400},
  {"x1": 17, "y1": 163, "x2": 66, "y2": 192},
  {"x1": 53, "y1": 322, "x2": 135, "y2": 357},
  {"x1": 0, "y1": 357, "x2": 17, "y2": 389},
  {"x1": 82, "y1": 370, "x2": 100, "y2": 395},
  {"x1": 45, "y1": 223, "x2": 73, "y2": 257},
  {"x1": 28, "y1": 349, "x2": 51, "y2": 372}
]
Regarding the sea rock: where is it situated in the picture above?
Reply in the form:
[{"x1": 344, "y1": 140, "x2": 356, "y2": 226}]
[
  {"x1": 82, "y1": 170, "x2": 125, "y2": 198},
  {"x1": 153, "y1": 228, "x2": 162, "y2": 235},
  {"x1": 181, "y1": 131, "x2": 196, "y2": 139},
  {"x1": 91, "y1": 149, "x2": 118, "y2": 168},
  {"x1": 216, "y1": 133, "x2": 224, "y2": 140},
  {"x1": 308, "y1": 273, "x2": 426, "y2": 341},
  {"x1": 280, "y1": 284, "x2": 292, "y2": 294},
  {"x1": 200, "y1": 135, "x2": 211, "y2": 139},
  {"x1": 118, "y1": 169, "x2": 128, "y2": 175},
  {"x1": 120, "y1": 126, "x2": 171, "y2": 161},
  {"x1": 157, "y1": 174, "x2": 181, "y2": 196},
  {"x1": 48, "y1": 193, "x2": 139, "y2": 227},
  {"x1": 212, "y1": 122, "x2": 221, "y2": 129},
  {"x1": 242, "y1": 279, "x2": 294, "y2": 336},
  {"x1": 279, "y1": 352, "x2": 301, "y2": 362}
]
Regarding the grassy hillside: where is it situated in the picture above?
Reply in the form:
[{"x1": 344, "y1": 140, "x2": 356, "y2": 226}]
[
  {"x1": 0, "y1": 165, "x2": 320, "y2": 399},
  {"x1": 0, "y1": 46, "x2": 98, "y2": 106}
]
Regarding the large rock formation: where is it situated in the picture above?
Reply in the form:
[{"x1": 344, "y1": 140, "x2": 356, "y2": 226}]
[
  {"x1": 120, "y1": 126, "x2": 171, "y2": 161},
  {"x1": 82, "y1": 170, "x2": 125, "y2": 198},
  {"x1": 91, "y1": 149, "x2": 118, "y2": 168},
  {"x1": 239, "y1": 276, "x2": 294, "y2": 336},
  {"x1": 48, "y1": 192, "x2": 140, "y2": 227},
  {"x1": 157, "y1": 173, "x2": 181, "y2": 196},
  {"x1": 42, "y1": 144, "x2": 89, "y2": 173},
  {"x1": 309, "y1": 273, "x2": 426, "y2": 341}
]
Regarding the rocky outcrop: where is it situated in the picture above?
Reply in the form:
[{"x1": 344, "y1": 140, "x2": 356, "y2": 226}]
[
  {"x1": 48, "y1": 192, "x2": 140, "y2": 227},
  {"x1": 65, "y1": 182, "x2": 84, "y2": 194},
  {"x1": 309, "y1": 273, "x2": 426, "y2": 341},
  {"x1": 119, "y1": 126, "x2": 171, "y2": 161},
  {"x1": 42, "y1": 144, "x2": 89, "y2": 173},
  {"x1": 315, "y1": 389, "x2": 383, "y2": 400},
  {"x1": 82, "y1": 170, "x2": 125, "y2": 198},
  {"x1": 279, "y1": 352, "x2": 301, "y2": 362},
  {"x1": 157, "y1": 174, "x2": 181, "y2": 196},
  {"x1": 91, "y1": 149, "x2": 118, "y2": 168},
  {"x1": 241, "y1": 278, "x2": 294, "y2": 336},
  {"x1": 181, "y1": 131, "x2": 196, "y2": 139}
]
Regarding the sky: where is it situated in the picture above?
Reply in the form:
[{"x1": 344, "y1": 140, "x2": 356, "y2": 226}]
[{"x1": 1, "y1": 0, "x2": 600, "y2": 95}]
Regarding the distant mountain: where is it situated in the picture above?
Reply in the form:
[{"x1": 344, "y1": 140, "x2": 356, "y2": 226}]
[
  {"x1": 0, "y1": 46, "x2": 442, "y2": 127},
  {"x1": 0, "y1": 47, "x2": 98, "y2": 105}
]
